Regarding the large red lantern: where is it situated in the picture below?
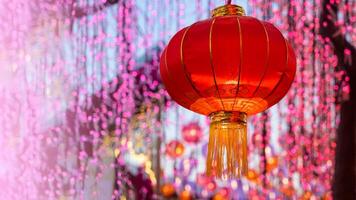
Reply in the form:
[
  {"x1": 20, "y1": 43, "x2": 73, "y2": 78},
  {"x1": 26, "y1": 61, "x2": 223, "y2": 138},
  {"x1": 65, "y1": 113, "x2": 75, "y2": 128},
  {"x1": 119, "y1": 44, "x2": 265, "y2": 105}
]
[{"x1": 160, "y1": 2, "x2": 296, "y2": 178}]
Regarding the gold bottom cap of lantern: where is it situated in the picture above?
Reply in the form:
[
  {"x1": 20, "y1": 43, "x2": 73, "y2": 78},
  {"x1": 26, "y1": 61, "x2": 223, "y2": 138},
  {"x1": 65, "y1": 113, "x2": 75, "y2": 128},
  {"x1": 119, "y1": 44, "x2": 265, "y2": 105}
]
[{"x1": 206, "y1": 111, "x2": 248, "y2": 179}]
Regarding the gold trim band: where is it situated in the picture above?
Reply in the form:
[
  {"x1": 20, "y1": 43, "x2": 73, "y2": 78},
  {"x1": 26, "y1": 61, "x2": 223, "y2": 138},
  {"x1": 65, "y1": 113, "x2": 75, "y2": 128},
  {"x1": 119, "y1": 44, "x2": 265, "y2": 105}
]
[{"x1": 209, "y1": 111, "x2": 247, "y2": 124}]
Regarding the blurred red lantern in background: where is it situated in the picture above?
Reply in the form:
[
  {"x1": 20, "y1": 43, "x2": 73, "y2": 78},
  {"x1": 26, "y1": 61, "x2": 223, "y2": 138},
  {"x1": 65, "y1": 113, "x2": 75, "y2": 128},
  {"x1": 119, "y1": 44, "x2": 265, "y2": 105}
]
[
  {"x1": 213, "y1": 187, "x2": 230, "y2": 200},
  {"x1": 179, "y1": 190, "x2": 193, "y2": 200},
  {"x1": 160, "y1": 2, "x2": 296, "y2": 178},
  {"x1": 181, "y1": 122, "x2": 203, "y2": 144},
  {"x1": 165, "y1": 140, "x2": 185, "y2": 158},
  {"x1": 196, "y1": 173, "x2": 210, "y2": 186},
  {"x1": 266, "y1": 156, "x2": 279, "y2": 172},
  {"x1": 196, "y1": 173, "x2": 217, "y2": 192},
  {"x1": 161, "y1": 183, "x2": 176, "y2": 198},
  {"x1": 206, "y1": 180, "x2": 217, "y2": 192},
  {"x1": 281, "y1": 185, "x2": 295, "y2": 197},
  {"x1": 246, "y1": 169, "x2": 259, "y2": 182}
]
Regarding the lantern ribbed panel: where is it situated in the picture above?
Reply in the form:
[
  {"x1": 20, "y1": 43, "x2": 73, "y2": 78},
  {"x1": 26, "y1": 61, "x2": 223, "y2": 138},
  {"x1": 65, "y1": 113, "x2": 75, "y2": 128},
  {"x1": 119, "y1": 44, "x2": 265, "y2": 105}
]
[{"x1": 160, "y1": 16, "x2": 296, "y2": 116}]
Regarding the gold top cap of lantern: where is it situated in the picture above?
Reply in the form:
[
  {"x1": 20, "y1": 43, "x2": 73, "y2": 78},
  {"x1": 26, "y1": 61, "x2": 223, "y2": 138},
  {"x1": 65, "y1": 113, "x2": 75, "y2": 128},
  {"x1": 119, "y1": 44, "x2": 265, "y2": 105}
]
[{"x1": 212, "y1": 4, "x2": 245, "y2": 17}]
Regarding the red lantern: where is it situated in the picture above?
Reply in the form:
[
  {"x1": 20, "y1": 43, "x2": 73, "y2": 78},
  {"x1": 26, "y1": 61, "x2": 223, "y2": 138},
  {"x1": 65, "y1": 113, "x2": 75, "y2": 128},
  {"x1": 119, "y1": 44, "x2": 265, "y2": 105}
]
[
  {"x1": 206, "y1": 180, "x2": 217, "y2": 192},
  {"x1": 165, "y1": 140, "x2": 185, "y2": 158},
  {"x1": 179, "y1": 190, "x2": 192, "y2": 200},
  {"x1": 213, "y1": 187, "x2": 230, "y2": 200},
  {"x1": 281, "y1": 185, "x2": 295, "y2": 197},
  {"x1": 196, "y1": 173, "x2": 217, "y2": 191},
  {"x1": 181, "y1": 122, "x2": 203, "y2": 144},
  {"x1": 161, "y1": 183, "x2": 176, "y2": 198},
  {"x1": 246, "y1": 169, "x2": 259, "y2": 182},
  {"x1": 160, "y1": 3, "x2": 296, "y2": 178},
  {"x1": 266, "y1": 156, "x2": 279, "y2": 172},
  {"x1": 196, "y1": 173, "x2": 210, "y2": 186}
]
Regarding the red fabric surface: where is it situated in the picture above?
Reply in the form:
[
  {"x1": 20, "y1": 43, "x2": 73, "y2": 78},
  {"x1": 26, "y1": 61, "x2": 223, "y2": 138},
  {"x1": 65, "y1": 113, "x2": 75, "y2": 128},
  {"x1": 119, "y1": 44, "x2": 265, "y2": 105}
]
[{"x1": 160, "y1": 16, "x2": 296, "y2": 116}]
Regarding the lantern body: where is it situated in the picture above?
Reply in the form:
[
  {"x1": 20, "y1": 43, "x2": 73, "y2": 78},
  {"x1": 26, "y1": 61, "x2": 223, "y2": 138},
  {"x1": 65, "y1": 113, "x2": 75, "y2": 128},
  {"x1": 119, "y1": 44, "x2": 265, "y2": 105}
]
[{"x1": 160, "y1": 16, "x2": 296, "y2": 116}]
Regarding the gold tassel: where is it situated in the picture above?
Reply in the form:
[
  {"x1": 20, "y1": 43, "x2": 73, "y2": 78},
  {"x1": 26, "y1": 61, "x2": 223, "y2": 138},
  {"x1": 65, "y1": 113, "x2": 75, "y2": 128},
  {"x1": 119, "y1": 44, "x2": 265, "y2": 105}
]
[{"x1": 206, "y1": 111, "x2": 248, "y2": 179}]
